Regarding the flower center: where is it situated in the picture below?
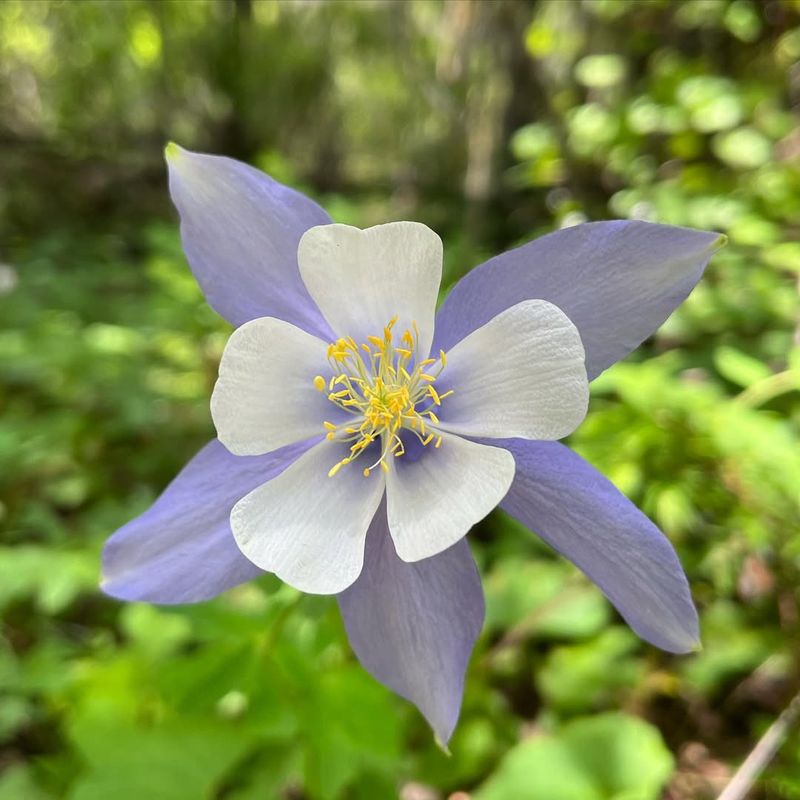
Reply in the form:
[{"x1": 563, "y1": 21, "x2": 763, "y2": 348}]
[{"x1": 313, "y1": 317, "x2": 452, "y2": 478}]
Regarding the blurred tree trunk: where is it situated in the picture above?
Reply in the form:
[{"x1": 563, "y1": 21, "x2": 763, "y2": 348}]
[
  {"x1": 455, "y1": 0, "x2": 533, "y2": 243},
  {"x1": 217, "y1": 0, "x2": 255, "y2": 160}
]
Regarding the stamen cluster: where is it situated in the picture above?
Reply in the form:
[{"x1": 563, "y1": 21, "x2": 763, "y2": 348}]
[{"x1": 314, "y1": 318, "x2": 452, "y2": 477}]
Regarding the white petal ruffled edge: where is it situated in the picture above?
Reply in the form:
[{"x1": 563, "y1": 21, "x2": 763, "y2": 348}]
[
  {"x1": 211, "y1": 316, "x2": 333, "y2": 456},
  {"x1": 437, "y1": 299, "x2": 588, "y2": 440},
  {"x1": 298, "y1": 222, "x2": 442, "y2": 358},
  {"x1": 386, "y1": 432, "x2": 515, "y2": 562},
  {"x1": 230, "y1": 438, "x2": 385, "y2": 594}
]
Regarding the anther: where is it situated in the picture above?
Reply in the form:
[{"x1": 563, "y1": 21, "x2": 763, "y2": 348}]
[{"x1": 322, "y1": 318, "x2": 453, "y2": 478}]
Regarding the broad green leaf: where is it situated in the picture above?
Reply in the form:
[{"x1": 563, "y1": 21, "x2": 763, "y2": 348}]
[
  {"x1": 485, "y1": 559, "x2": 610, "y2": 640},
  {"x1": 714, "y1": 346, "x2": 772, "y2": 388},
  {"x1": 536, "y1": 628, "x2": 645, "y2": 713},
  {"x1": 68, "y1": 718, "x2": 254, "y2": 800},
  {"x1": 0, "y1": 765, "x2": 53, "y2": 800},
  {"x1": 476, "y1": 714, "x2": 674, "y2": 800}
]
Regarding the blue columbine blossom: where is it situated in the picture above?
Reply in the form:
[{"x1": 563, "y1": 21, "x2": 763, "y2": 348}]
[{"x1": 101, "y1": 143, "x2": 725, "y2": 744}]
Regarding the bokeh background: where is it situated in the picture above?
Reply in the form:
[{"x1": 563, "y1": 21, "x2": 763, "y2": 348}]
[{"x1": 1, "y1": 1, "x2": 799, "y2": 798}]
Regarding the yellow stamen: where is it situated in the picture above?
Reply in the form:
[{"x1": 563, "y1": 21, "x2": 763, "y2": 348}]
[
  {"x1": 322, "y1": 317, "x2": 454, "y2": 477},
  {"x1": 328, "y1": 459, "x2": 350, "y2": 477}
]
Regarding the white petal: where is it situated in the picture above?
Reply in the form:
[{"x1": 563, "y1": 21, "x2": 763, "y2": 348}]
[
  {"x1": 101, "y1": 439, "x2": 311, "y2": 603},
  {"x1": 386, "y1": 433, "x2": 515, "y2": 562},
  {"x1": 231, "y1": 439, "x2": 386, "y2": 594},
  {"x1": 211, "y1": 317, "x2": 332, "y2": 456},
  {"x1": 437, "y1": 299, "x2": 588, "y2": 440},
  {"x1": 297, "y1": 222, "x2": 442, "y2": 357}
]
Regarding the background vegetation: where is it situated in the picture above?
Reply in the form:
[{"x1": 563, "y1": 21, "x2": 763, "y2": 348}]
[{"x1": 1, "y1": 1, "x2": 799, "y2": 798}]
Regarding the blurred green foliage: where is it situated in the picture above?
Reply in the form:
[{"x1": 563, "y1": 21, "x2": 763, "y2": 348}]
[{"x1": 1, "y1": 0, "x2": 799, "y2": 798}]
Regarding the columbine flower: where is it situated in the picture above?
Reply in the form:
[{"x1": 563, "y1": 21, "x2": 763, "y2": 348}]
[{"x1": 102, "y1": 144, "x2": 724, "y2": 744}]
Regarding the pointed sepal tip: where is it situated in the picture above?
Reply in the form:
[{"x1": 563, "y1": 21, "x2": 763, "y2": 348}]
[{"x1": 164, "y1": 141, "x2": 183, "y2": 162}]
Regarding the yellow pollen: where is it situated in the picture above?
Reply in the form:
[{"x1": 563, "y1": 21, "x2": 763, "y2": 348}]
[{"x1": 321, "y1": 319, "x2": 452, "y2": 477}]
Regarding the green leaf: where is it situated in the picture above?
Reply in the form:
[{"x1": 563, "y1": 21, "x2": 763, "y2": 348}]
[
  {"x1": 728, "y1": 214, "x2": 781, "y2": 246},
  {"x1": 0, "y1": 765, "x2": 53, "y2": 800},
  {"x1": 120, "y1": 604, "x2": 193, "y2": 660},
  {"x1": 714, "y1": 346, "x2": 771, "y2": 388},
  {"x1": 226, "y1": 746, "x2": 302, "y2": 800},
  {"x1": 68, "y1": 717, "x2": 254, "y2": 800},
  {"x1": 477, "y1": 733, "x2": 601, "y2": 800},
  {"x1": 713, "y1": 127, "x2": 772, "y2": 170},
  {"x1": 575, "y1": 55, "x2": 628, "y2": 88},
  {"x1": 485, "y1": 559, "x2": 610, "y2": 640},
  {"x1": 676, "y1": 76, "x2": 743, "y2": 132},
  {"x1": 0, "y1": 547, "x2": 96, "y2": 614},
  {"x1": 762, "y1": 242, "x2": 800, "y2": 274},
  {"x1": 476, "y1": 714, "x2": 674, "y2": 800},
  {"x1": 301, "y1": 666, "x2": 402, "y2": 800},
  {"x1": 681, "y1": 601, "x2": 775, "y2": 693},
  {"x1": 536, "y1": 628, "x2": 645, "y2": 713}
]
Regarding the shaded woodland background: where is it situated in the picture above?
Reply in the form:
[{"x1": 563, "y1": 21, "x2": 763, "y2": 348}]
[{"x1": 1, "y1": 1, "x2": 799, "y2": 798}]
